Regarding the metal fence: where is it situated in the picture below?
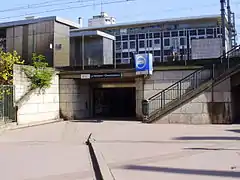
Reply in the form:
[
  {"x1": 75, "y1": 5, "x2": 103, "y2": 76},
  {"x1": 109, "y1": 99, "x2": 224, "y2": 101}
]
[{"x1": 0, "y1": 85, "x2": 16, "y2": 124}]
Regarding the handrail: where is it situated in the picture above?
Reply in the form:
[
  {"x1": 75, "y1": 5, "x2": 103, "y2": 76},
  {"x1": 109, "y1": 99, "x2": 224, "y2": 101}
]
[
  {"x1": 144, "y1": 44, "x2": 240, "y2": 120},
  {"x1": 147, "y1": 45, "x2": 240, "y2": 101},
  {"x1": 148, "y1": 67, "x2": 204, "y2": 101}
]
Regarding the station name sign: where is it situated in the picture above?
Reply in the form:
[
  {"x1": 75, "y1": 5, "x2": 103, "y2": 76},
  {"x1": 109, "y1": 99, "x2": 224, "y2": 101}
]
[{"x1": 80, "y1": 73, "x2": 122, "y2": 79}]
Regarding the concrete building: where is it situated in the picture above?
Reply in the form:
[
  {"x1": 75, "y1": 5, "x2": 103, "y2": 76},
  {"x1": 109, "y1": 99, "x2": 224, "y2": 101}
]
[
  {"x1": 88, "y1": 12, "x2": 116, "y2": 27},
  {"x1": 0, "y1": 16, "x2": 79, "y2": 67},
  {"x1": 76, "y1": 14, "x2": 236, "y2": 64}
]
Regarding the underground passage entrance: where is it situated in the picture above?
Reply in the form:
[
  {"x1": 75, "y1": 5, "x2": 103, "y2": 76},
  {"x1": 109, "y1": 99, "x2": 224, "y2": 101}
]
[
  {"x1": 93, "y1": 87, "x2": 136, "y2": 119},
  {"x1": 231, "y1": 85, "x2": 240, "y2": 124}
]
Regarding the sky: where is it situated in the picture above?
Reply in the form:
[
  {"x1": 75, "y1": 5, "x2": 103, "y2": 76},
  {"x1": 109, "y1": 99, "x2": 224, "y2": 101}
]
[{"x1": 1, "y1": 0, "x2": 240, "y2": 37}]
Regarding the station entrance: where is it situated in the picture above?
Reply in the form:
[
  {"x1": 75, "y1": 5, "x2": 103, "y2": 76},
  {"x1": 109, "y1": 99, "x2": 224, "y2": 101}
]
[{"x1": 93, "y1": 87, "x2": 136, "y2": 118}]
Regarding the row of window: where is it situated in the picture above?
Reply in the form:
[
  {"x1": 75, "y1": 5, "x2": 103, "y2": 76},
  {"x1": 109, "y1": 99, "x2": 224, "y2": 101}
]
[
  {"x1": 115, "y1": 27, "x2": 221, "y2": 41},
  {"x1": 116, "y1": 49, "x2": 189, "y2": 58},
  {"x1": 116, "y1": 35, "x2": 218, "y2": 50}
]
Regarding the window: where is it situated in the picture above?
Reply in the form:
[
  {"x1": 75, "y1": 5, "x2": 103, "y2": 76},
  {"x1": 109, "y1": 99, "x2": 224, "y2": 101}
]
[
  {"x1": 147, "y1": 40, "x2": 152, "y2": 47},
  {"x1": 129, "y1": 35, "x2": 136, "y2": 40},
  {"x1": 139, "y1": 34, "x2": 145, "y2": 39},
  {"x1": 154, "y1": 32, "x2": 160, "y2": 38},
  {"x1": 180, "y1": 37, "x2": 186, "y2": 46},
  {"x1": 116, "y1": 42, "x2": 121, "y2": 50},
  {"x1": 207, "y1": 35, "x2": 214, "y2": 39},
  {"x1": 199, "y1": 36, "x2": 205, "y2": 39},
  {"x1": 122, "y1": 52, "x2": 128, "y2": 58},
  {"x1": 217, "y1": 28, "x2": 221, "y2": 34},
  {"x1": 146, "y1": 33, "x2": 153, "y2": 38},
  {"x1": 164, "y1": 38, "x2": 170, "y2": 46},
  {"x1": 164, "y1": 50, "x2": 171, "y2": 56},
  {"x1": 130, "y1": 41, "x2": 136, "y2": 49},
  {"x1": 139, "y1": 51, "x2": 145, "y2": 54},
  {"x1": 122, "y1": 42, "x2": 128, "y2": 49},
  {"x1": 154, "y1": 39, "x2": 160, "y2": 45},
  {"x1": 190, "y1": 29, "x2": 197, "y2": 36},
  {"x1": 116, "y1": 36, "x2": 121, "y2": 41},
  {"x1": 122, "y1": 35, "x2": 128, "y2": 41},
  {"x1": 198, "y1": 29, "x2": 205, "y2": 35},
  {"x1": 116, "y1": 53, "x2": 121, "y2": 58},
  {"x1": 139, "y1": 40, "x2": 145, "y2": 48},
  {"x1": 164, "y1": 32, "x2": 170, "y2": 37},
  {"x1": 171, "y1": 31, "x2": 178, "y2": 37},
  {"x1": 206, "y1": 28, "x2": 214, "y2": 35},
  {"x1": 179, "y1": 30, "x2": 185, "y2": 36},
  {"x1": 154, "y1": 50, "x2": 161, "y2": 56}
]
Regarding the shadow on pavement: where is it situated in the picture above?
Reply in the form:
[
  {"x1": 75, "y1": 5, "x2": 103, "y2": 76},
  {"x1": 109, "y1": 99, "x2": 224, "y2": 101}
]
[
  {"x1": 173, "y1": 136, "x2": 240, "y2": 141},
  {"x1": 183, "y1": 147, "x2": 240, "y2": 151},
  {"x1": 123, "y1": 165, "x2": 240, "y2": 178},
  {"x1": 227, "y1": 129, "x2": 240, "y2": 134}
]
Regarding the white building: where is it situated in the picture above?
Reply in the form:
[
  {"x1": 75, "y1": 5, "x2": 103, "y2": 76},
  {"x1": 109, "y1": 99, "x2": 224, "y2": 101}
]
[{"x1": 88, "y1": 12, "x2": 116, "y2": 27}]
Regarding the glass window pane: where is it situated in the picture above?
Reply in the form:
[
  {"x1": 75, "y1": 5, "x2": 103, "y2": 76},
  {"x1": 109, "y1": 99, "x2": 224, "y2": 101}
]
[
  {"x1": 116, "y1": 53, "x2": 121, "y2": 58},
  {"x1": 179, "y1": 30, "x2": 185, "y2": 36},
  {"x1": 139, "y1": 34, "x2": 145, "y2": 39},
  {"x1": 171, "y1": 31, "x2": 178, "y2": 37},
  {"x1": 147, "y1": 40, "x2": 152, "y2": 47},
  {"x1": 198, "y1": 29, "x2": 205, "y2": 35},
  {"x1": 122, "y1": 35, "x2": 128, "y2": 41},
  {"x1": 154, "y1": 39, "x2": 160, "y2": 45},
  {"x1": 154, "y1": 50, "x2": 161, "y2": 56},
  {"x1": 180, "y1": 37, "x2": 186, "y2": 46},
  {"x1": 154, "y1": 32, "x2": 160, "y2": 38},
  {"x1": 116, "y1": 42, "x2": 121, "y2": 50},
  {"x1": 190, "y1": 30, "x2": 197, "y2": 36},
  {"x1": 122, "y1": 52, "x2": 128, "y2": 58},
  {"x1": 164, "y1": 39, "x2": 170, "y2": 46},
  {"x1": 139, "y1": 40, "x2": 145, "y2": 48},
  {"x1": 129, "y1": 35, "x2": 136, "y2": 40},
  {"x1": 116, "y1": 36, "x2": 121, "y2": 41},
  {"x1": 164, "y1": 32, "x2": 170, "y2": 37},
  {"x1": 130, "y1": 41, "x2": 136, "y2": 49},
  {"x1": 206, "y1": 28, "x2": 214, "y2": 35},
  {"x1": 122, "y1": 42, "x2": 128, "y2": 49}
]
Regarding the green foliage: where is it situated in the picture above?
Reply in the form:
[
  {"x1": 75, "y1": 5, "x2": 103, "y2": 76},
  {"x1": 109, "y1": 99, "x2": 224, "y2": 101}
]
[
  {"x1": 0, "y1": 49, "x2": 24, "y2": 85},
  {"x1": 0, "y1": 49, "x2": 23, "y2": 100},
  {"x1": 23, "y1": 53, "x2": 54, "y2": 91}
]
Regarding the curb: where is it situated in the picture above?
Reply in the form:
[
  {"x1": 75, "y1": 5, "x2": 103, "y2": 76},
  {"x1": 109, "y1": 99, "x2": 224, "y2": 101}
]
[
  {"x1": 86, "y1": 134, "x2": 115, "y2": 180},
  {"x1": 0, "y1": 119, "x2": 64, "y2": 132}
]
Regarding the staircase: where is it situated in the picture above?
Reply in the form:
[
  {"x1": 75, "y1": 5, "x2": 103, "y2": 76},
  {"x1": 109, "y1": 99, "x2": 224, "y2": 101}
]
[{"x1": 142, "y1": 45, "x2": 240, "y2": 123}]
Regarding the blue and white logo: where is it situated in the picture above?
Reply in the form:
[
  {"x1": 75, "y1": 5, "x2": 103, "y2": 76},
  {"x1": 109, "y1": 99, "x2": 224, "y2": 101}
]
[
  {"x1": 135, "y1": 55, "x2": 146, "y2": 70},
  {"x1": 134, "y1": 53, "x2": 153, "y2": 75}
]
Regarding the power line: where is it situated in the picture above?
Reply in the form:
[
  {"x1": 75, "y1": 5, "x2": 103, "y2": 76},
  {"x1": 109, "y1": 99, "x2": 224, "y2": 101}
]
[
  {"x1": 0, "y1": 0, "x2": 134, "y2": 20},
  {"x1": 0, "y1": 0, "x2": 88, "y2": 13}
]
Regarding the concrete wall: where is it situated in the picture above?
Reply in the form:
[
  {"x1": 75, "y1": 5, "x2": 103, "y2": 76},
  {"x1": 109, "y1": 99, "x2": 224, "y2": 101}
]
[
  {"x1": 13, "y1": 65, "x2": 60, "y2": 124},
  {"x1": 59, "y1": 79, "x2": 90, "y2": 120},
  {"x1": 156, "y1": 78, "x2": 232, "y2": 124},
  {"x1": 144, "y1": 70, "x2": 195, "y2": 99}
]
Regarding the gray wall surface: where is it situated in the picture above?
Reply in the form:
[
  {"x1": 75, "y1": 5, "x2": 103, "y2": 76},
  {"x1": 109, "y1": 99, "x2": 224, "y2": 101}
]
[
  {"x1": 6, "y1": 20, "x2": 55, "y2": 65},
  {"x1": 53, "y1": 22, "x2": 70, "y2": 67}
]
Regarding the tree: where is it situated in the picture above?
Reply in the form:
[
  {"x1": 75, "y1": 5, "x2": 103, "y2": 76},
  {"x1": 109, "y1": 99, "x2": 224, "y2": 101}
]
[
  {"x1": 23, "y1": 53, "x2": 54, "y2": 91},
  {"x1": 0, "y1": 49, "x2": 24, "y2": 85}
]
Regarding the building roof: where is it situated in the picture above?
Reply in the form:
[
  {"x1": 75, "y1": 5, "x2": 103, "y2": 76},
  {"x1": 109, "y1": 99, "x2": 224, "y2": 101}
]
[
  {"x1": 72, "y1": 14, "x2": 221, "y2": 31},
  {"x1": 0, "y1": 16, "x2": 80, "y2": 29},
  {"x1": 70, "y1": 30, "x2": 115, "y2": 40}
]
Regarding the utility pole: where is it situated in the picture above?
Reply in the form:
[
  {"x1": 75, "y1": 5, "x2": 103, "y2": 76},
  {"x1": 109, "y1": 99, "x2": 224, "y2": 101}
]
[
  {"x1": 220, "y1": 0, "x2": 226, "y2": 58},
  {"x1": 227, "y1": 0, "x2": 232, "y2": 49}
]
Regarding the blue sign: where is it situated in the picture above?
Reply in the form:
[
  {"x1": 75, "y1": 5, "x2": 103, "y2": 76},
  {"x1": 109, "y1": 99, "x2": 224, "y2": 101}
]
[{"x1": 134, "y1": 53, "x2": 153, "y2": 75}]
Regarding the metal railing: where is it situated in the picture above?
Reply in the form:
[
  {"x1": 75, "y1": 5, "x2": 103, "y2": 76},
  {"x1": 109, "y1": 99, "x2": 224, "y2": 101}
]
[
  {"x1": 142, "y1": 45, "x2": 240, "y2": 121},
  {"x1": 0, "y1": 85, "x2": 16, "y2": 124}
]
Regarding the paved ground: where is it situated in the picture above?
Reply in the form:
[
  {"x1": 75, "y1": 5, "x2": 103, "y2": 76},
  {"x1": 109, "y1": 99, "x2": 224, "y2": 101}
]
[{"x1": 0, "y1": 121, "x2": 239, "y2": 180}]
